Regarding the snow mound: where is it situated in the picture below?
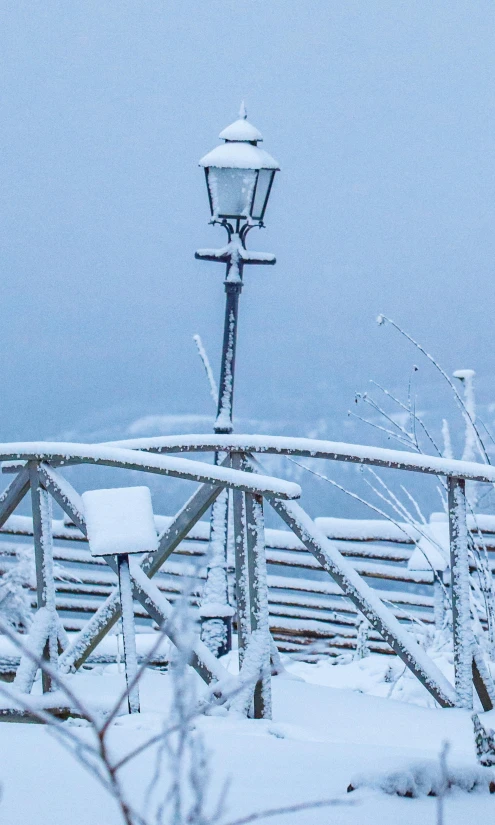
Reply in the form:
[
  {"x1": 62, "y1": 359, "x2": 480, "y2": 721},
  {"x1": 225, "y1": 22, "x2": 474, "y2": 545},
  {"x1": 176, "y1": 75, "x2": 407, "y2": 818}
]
[{"x1": 348, "y1": 760, "x2": 495, "y2": 797}]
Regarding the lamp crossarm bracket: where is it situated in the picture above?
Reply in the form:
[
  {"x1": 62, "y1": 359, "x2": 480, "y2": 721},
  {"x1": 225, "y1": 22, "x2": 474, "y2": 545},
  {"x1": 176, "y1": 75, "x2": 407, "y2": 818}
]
[{"x1": 195, "y1": 248, "x2": 276, "y2": 265}]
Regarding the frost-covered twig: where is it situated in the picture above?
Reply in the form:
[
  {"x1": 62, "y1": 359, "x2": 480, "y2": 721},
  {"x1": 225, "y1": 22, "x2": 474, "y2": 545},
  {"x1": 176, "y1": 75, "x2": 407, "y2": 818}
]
[
  {"x1": 377, "y1": 315, "x2": 490, "y2": 463},
  {"x1": 286, "y1": 457, "x2": 450, "y2": 602},
  {"x1": 359, "y1": 378, "x2": 442, "y2": 457},
  {"x1": 223, "y1": 797, "x2": 352, "y2": 825},
  {"x1": 400, "y1": 484, "x2": 427, "y2": 525},
  {"x1": 369, "y1": 377, "x2": 443, "y2": 456},
  {"x1": 363, "y1": 468, "x2": 417, "y2": 526},
  {"x1": 348, "y1": 409, "x2": 417, "y2": 450},
  {"x1": 437, "y1": 741, "x2": 450, "y2": 825},
  {"x1": 0, "y1": 616, "x2": 94, "y2": 721},
  {"x1": 193, "y1": 334, "x2": 219, "y2": 408},
  {"x1": 354, "y1": 392, "x2": 417, "y2": 447}
]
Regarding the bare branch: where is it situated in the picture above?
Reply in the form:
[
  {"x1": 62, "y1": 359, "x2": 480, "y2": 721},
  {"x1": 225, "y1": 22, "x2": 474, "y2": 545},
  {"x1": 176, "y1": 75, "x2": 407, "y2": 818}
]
[
  {"x1": 378, "y1": 315, "x2": 490, "y2": 463},
  {"x1": 193, "y1": 334, "x2": 218, "y2": 408},
  {"x1": 223, "y1": 797, "x2": 353, "y2": 825},
  {"x1": 348, "y1": 410, "x2": 417, "y2": 450},
  {"x1": 400, "y1": 484, "x2": 427, "y2": 525}
]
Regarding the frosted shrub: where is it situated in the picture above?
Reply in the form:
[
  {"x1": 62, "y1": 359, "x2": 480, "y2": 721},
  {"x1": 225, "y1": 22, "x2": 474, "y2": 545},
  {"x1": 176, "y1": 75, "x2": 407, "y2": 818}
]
[
  {"x1": 473, "y1": 713, "x2": 495, "y2": 768},
  {"x1": 353, "y1": 619, "x2": 370, "y2": 660},
  {"x1": 0, "y1": 547, "x2": 34, "y2": 631},
  {"x1": 348, "y1": 759, "x2": 495, "y2": 797}
]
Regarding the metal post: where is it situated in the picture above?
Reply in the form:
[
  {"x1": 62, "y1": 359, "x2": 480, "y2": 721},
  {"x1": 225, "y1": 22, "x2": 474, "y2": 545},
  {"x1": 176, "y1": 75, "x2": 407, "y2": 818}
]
[
  {"x1": 201, "y1": 486, "x2": 231, "y2": 656},
  {"x1": 201, "y1": 253, "x2": 243, "y2": 656},
  {"x1": 29, "y1": 462, "x2": 58, "y2": 693},
  {"x1": 215, "y1": 268, "x2": 243, "y2": 434},
  {"x1": 117, "y1": 554, "x2": 140, "y2": 714},
  {"x1": 448, "y1": 476, "x2": 473, "y2": 709},
  {"x1": 196, "y1": 227, "x2": 276, "y2": 659}
]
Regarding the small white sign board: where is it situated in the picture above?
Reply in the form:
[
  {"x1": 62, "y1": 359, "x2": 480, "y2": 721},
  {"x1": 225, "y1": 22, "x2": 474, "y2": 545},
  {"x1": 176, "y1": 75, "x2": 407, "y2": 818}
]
[{"x1": 82, "y1": 486, "x2": 158, "y2": 557}]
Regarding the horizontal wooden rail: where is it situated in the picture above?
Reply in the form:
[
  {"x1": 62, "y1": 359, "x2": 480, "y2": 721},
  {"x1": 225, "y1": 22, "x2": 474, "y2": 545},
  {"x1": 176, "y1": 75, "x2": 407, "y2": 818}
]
[
  {"x1": 5, "y1": 434, "x2": 495, "y2": 484},
  {"x1": 0, "y1": 442, "x2": 300, "y2": 499},
  {"x1": 103, "y1": 434, "x2": 495, "y2": 483}
]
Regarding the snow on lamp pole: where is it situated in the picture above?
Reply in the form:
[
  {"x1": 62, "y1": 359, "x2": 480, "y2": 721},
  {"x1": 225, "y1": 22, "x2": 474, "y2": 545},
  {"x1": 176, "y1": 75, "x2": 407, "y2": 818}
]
[{"x1": 196, "y1": 104, "x2": 279, "y2": 656}]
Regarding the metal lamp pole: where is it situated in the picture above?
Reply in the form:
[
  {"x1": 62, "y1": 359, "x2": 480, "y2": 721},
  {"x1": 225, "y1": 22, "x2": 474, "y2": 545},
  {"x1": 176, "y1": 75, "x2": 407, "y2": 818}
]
[{"x1": 196, "y1": 107, "x2": 279, "y2": 656}]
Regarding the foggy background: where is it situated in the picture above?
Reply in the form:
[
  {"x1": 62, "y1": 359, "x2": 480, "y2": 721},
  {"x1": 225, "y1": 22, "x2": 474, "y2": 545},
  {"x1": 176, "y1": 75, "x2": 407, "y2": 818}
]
[{"x1": 1, "y1": 1, "x2": 494, "y2": 517}]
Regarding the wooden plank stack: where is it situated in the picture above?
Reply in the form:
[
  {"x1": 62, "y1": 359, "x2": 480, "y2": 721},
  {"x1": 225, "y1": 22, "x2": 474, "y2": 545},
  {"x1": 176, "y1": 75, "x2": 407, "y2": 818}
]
[{"x1": 0, "y1": 511, "x2": 494, "y2": 668}]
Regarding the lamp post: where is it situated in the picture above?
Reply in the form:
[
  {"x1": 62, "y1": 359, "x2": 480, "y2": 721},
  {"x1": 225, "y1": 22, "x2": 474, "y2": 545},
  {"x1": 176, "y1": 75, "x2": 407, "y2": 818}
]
[{"x1": 196, "y1": 105, "x2": 279, "y2": 656}]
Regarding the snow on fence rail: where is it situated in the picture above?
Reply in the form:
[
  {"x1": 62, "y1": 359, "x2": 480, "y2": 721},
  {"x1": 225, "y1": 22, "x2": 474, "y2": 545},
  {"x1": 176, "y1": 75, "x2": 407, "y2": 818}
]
[{"x1": 104, "y1": 434, "x2": 495, "y2": 483}]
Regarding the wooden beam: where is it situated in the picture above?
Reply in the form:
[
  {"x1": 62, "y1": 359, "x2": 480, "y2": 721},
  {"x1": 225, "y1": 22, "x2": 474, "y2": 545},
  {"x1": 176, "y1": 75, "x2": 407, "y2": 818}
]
[
  {"x1": 448, "y1": 477, "x2": 473, "y2": 709},
  {"x1": 113, "y1": 434, "x2": 495, "y2": 484},
  {"x1": 245, "y1": 493, "x2": 272, "y2": 719},
  {"x1": 0, "y1": 444, "x2": 300, "y2": 499},
  {"x1": 27, "y1": 463, "x2": 58, "y2": 693},
  {"x1": 0, "y1": 468, "x2": 30, "y2": 526},
  {"x1": 267, "y1": 495, "x2": 456, "y2": 708},
  {"x1": 42, "y1": 464, "x2": 234, "y2": 690}
]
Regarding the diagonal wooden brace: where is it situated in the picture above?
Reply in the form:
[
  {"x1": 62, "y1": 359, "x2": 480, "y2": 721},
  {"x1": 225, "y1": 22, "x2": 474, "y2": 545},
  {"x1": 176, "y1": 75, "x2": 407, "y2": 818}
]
[
  {"x1": 40, "y1": 464, "x2": 233, "y2": 688},
  {"x1": 266, "y1": 495, "x2": 457, "y2": 708},
  {"x1": 123, "y1": 561, "x2": 234, "y2": 690},
  {"x1": 473, "y1": 646, "x2": 495, "y2": 711},
  {"x1": 28, "y1": 463, "x2": 59, "y2": 693},
  {"x1": 0, "y1": 467, "x2": 30, "y2": 527}
]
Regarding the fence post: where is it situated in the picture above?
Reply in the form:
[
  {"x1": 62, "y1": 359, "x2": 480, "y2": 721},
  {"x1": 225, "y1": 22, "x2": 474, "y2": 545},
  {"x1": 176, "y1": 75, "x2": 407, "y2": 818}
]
[
  {"x1": 29, "y1": 461, "x2": 58, "y2": 693},
  {"x1": 117, "y1": 555, "x2": 140, "y2": 713},
  {"x1": 448, "y1": 476, "x2": 473, "y2": 709},
  {"x1": 233, "y1": 487, "x2": 250, "y2": 665},
  {"x1": 245, "y1": 492, "x2": 272, "y2": 719},
  {"x1": 200, "y1": 485, "x2": 231, "y2": 657}
]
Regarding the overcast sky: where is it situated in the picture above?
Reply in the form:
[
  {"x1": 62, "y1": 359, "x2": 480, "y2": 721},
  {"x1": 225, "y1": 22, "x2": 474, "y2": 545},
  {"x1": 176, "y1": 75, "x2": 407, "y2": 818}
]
[{"x1": 1, "y1": 1, "x2": 494, "y2": 451}]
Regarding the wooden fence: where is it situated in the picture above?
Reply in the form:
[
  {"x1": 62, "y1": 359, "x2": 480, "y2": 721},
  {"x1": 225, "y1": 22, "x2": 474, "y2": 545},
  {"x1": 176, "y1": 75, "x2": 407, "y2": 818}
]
[
  {"x1": 2, "y1": 508, "x2": 494, "y2": 669},
  {"x1": 3, "y1": 436, "x2": 495, "y2": 712}
]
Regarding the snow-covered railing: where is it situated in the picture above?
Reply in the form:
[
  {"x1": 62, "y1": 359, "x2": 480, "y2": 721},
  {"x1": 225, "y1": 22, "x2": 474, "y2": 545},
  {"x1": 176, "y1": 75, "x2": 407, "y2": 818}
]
[
  {"x1": 0, "y1": 442, "x2": 300, "y2": 498},
  {"x1": 7, "y1": 434, "x2": 495, "y2": 481},
  {"x1": 104, "y1": 434, "x2": 495, "y2": 483},
  {"x1": 0, "y1": 444, "x2": 303, "y2": 721},
  {"x1": 1, "y1": 434, "x2": 494, "y2": 716}
]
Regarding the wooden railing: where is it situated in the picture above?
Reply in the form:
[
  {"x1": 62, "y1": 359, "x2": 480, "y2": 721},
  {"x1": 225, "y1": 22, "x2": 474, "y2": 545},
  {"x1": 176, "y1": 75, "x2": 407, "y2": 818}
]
[{"x1": 1, "y1": 435, "x2": 495, "y2": 714}]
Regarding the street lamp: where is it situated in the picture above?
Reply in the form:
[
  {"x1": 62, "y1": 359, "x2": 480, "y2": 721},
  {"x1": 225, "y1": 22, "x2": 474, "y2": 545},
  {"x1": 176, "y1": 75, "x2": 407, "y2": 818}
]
[
  {"x1": 196, "y1": 102, "x2": 279, "y2": 433},
  {"x1": 196, "y1": 105, "x2": 279, "y2": 656},
  {"x1": 200, "y1": 106, "x2": 278, "y2": 227}
]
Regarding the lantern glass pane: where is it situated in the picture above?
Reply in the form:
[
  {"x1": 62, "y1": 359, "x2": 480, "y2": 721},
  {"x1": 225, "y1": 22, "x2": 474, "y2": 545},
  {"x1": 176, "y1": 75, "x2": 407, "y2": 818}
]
[
  {"x1": 251, "y1": 169, "x2": 274, "y2": 221},
  {"x1": 208, "y1": 167, "x2": 257, "y2": 218}
]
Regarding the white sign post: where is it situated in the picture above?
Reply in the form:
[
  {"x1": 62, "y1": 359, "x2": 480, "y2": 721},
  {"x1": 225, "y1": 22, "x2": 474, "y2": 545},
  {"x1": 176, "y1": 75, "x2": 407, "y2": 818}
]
[{"x1": 82, "y1": 486, "x2": 158, "y2": 714}]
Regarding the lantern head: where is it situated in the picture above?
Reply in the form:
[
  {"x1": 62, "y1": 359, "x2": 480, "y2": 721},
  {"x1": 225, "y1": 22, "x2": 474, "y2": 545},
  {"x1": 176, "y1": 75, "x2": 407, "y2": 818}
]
[{"x1": 199, "y1": 104, "x2": 279, "y2": 224}]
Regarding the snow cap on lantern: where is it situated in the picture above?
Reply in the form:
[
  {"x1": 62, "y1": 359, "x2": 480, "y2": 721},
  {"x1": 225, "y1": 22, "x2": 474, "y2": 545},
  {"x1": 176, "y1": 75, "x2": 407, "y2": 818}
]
[{"x1": 199, "y1": 102, "x2": 279, "y2": 222}]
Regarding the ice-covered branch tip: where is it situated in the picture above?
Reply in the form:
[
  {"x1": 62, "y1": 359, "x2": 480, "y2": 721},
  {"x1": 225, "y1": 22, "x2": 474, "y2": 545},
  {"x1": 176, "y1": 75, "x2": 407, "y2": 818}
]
[
  {"x1": 193, "y1": 334, "x2": 218, "y2": 409},
  {"x1": 374, "y1": 314, "x2": 490, "y2": 464}
]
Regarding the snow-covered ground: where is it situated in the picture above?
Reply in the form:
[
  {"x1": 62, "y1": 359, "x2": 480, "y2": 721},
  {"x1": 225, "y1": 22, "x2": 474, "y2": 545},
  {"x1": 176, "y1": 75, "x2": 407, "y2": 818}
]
[{"x1": 1, "y1": 653, "x2": 494, "y2": 825}]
